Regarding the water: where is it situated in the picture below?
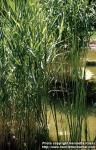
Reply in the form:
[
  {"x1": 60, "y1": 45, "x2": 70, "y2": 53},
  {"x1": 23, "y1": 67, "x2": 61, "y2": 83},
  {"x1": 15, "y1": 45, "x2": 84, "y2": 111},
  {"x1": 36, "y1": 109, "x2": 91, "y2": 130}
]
[
  {"x1": 87, "y1": 50, "x2": 96, "y2": 75},
  {"x1": 47, "y1": 106, "x2": 96, "y2": 141},
  {"x1": 47, "y1": 49, "x2": 96, "y2": 141}
]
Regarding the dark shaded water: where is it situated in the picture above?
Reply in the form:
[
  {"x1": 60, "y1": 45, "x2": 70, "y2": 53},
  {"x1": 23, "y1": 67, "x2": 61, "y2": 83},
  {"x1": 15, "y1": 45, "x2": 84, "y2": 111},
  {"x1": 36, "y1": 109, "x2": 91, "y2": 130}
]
[{"x1": 47, "y1": 49, "x2": 96, "y2": 141}]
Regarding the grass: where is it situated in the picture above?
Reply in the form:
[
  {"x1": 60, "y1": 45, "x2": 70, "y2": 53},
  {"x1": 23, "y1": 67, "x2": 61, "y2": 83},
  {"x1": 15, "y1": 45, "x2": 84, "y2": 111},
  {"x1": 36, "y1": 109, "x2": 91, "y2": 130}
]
[
  {"x1": 0, "y1": 1, "x2": 53, "y2": 149},
  {"x1": 0, "y1": 0, "x2": 96, "y2": 149}
]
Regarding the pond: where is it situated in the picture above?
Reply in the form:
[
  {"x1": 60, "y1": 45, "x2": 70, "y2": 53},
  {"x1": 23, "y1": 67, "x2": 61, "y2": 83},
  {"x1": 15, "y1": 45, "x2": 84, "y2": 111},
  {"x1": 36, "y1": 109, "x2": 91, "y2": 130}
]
[
  {"x1": 47, "y1": 105, "x2": 96, "y2": 141},
  {"x1": 87, "y1": 50, "x2": 96, "y2": 76},
  {"x1": 47, "y1": 48, "x2": 96, "y2": 142}
]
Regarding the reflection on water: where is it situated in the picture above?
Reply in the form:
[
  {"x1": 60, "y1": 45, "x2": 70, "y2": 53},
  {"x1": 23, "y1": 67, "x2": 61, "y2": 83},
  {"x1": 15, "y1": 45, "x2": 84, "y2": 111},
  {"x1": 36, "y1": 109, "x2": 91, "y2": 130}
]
[
  {"x1": 82, "y1": 68, "x2": 94, "y2": 80},
  {"x1": 47, "y1": 49, "x2": 96, "y2": 141},
  {"x1": 86, "y1": 50, "x2": 96, "y2": 78},
  {"x1": 87, "y1": 50, "x2": 96, "y2": 60},
  {"x1": 87, "y1": 67, "x2": 96, "y2": 76},
  {"x1": 47, "y1": 106, "x2": 69, "y2": 141},
  {"x1": 47, "y1": 106, "x2": 96, "y2": 141},
  {"x1": 84, "y1": 49, "x2": 96, "y2": 141}
]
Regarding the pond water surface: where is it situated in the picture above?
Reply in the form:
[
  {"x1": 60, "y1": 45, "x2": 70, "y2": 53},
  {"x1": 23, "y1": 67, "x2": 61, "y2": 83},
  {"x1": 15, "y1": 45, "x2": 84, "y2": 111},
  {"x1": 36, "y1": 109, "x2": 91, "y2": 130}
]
[
  {"x1": 87, "y1": 50, "x2": 96, "y2": 76},
  {"x1": 48, "y1": 49, "x2": 96, "y2": 141},
  {"x1": 47, "y1": 106, "x2": 96, "y2": 141}
]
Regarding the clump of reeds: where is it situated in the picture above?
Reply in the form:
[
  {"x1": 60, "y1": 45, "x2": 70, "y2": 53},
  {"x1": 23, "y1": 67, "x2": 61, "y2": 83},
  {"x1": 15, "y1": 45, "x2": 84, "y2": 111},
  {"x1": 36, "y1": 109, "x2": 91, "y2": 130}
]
[
  {"x1": 0, "y1": 0, "x2": 95, "y2": 149},
  {"x1": 46, "y1": 0, "x2": 93, "y2": 142},
  {"x1": 0, "y1": 0, "x2": 55, "y2": 149}
]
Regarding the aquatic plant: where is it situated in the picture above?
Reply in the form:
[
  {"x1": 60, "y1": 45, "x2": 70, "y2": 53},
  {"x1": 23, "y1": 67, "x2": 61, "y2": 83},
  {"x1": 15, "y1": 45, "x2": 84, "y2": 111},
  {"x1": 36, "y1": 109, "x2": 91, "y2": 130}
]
[
  {"x1": 0, "y1": 0, "x2": 56, "y2": 149},
  {"x1": 0, "y1": 0, "x2": 95, "y2": 149},
  {"x1": 46, "y1": 0, "x2": 93, "y2": 142}
]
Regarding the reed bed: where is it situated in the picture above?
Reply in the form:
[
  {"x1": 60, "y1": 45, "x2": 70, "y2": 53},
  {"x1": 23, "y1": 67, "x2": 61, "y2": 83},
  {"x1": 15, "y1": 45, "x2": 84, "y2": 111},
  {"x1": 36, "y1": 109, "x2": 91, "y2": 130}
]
[{"x1": 0, "y1": 0, "x2": 96, "y2": 149}]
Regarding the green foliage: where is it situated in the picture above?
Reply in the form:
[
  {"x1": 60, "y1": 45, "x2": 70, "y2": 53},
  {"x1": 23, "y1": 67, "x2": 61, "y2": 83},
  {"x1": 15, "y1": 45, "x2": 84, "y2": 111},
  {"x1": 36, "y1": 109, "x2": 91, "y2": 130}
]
[
  {"x1": 0, "y1": 0, "x2": 94, "y2": 148},
  {"x1": 0, "y1": 0, "x2": 54, "y2": 148}
]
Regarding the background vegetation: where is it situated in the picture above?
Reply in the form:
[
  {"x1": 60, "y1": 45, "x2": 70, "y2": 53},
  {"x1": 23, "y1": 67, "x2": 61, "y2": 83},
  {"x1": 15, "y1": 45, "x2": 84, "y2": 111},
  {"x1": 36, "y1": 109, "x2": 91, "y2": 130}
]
[{"x1": 0, "y1": 0, "x2": 96, "y2": 149}]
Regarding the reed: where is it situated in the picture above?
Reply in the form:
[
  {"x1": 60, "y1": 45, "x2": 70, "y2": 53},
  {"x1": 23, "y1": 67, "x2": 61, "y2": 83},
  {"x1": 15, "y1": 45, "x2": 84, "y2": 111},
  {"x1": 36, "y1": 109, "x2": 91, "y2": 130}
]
[
  {"x1": 0, "y1": 0, "x2": 55, "y2": 149},
  {"x1": 46, "y1": 0, "x2": 93, "y2": 143},
  {"x1": 0, "y1": 0, "x2": 95, "y2": 149}
]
